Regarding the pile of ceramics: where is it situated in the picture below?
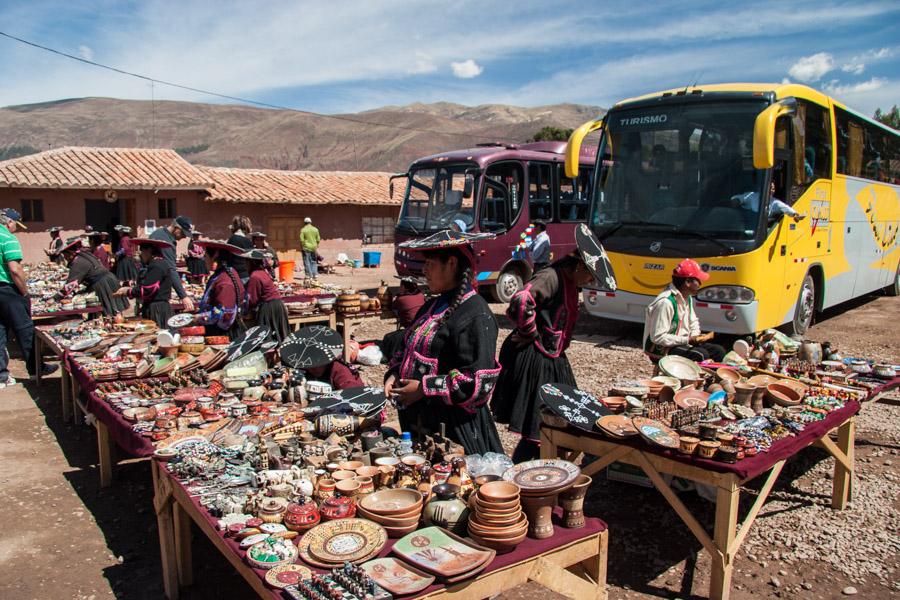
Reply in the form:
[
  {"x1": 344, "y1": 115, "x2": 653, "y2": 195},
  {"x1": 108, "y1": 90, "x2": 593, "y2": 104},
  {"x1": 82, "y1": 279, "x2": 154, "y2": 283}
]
[
  {"x1": 357, "y1": 488, "x2": 424, "y2": 537},
  {"x1": 467, "y1": 481, "x2": 527, "y2": 553}
]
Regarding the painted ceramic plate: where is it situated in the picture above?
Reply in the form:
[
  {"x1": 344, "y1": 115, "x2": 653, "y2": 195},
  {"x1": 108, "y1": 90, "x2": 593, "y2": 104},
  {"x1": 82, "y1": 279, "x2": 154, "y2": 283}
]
[
  {"x1": 69, "y1": 336, "x2": 102, "y2": 351},
  {"x1": 264, "y1": 564, "x2": 312, "y2": 589},
  {"x1": 538, "y1": 383, "x2": 610, "y2": 431},
  {"x1": 279, "y1": 326, "x2": 343, "y2": 369},
  {"x1": 392, "y1": 526, "x2": 494, "y2": 578},
  {"x1": 305, "y1": 519, "x2": 387, "y2": 565},
  {"x1": 673, "y1": 389, "x2": 710, "y2": 410},
  {"x1": 502, "y1": 459, "x2": 580, "y2": 493},
  {"x1": 166, "y1": 313, "x2": 195, "y2": 328},
  {"x1": 632, "y1": 416, "x2": 680, "y2": 449},
  {"x1": 226, "y1": 325, "x2": 270, "y2": 362},
  {"x1": 659, "y1": 355, "x2": 703, "y2": 380},
  {"x1": 596, "y1": 414, "x2": 639, "y2": 438},
  {"x1": 298, "y1": 530, "x2": 383, "y2": 568},
  {"x1": 361, "y1": 557, "x2": 436, "y2": 595},
  {"x1": 307, "y1": 386, "x2": 386, "y2": 417},
  {"x1": 239, "y1": 532, "x2": 270, "y2": 548}
]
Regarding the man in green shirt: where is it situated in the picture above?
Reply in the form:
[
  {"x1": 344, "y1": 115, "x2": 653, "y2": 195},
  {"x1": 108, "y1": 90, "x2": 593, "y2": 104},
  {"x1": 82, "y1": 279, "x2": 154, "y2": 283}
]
[
  {"x1": 0, "y1": 208, "x2": 57, "y2": 386},
  {"x1": 299, "y1": 217, "x2": 321, "y2": 279}
]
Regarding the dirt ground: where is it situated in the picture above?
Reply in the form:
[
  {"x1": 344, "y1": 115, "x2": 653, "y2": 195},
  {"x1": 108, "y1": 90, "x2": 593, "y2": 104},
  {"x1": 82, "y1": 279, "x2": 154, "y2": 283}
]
[{"x1": 1, "y1": 288, "x2": 898, "y2": 600}]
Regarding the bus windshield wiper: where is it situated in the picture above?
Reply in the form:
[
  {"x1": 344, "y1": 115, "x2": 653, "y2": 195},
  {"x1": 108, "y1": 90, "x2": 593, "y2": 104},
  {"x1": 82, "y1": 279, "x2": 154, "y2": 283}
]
[
  {"x1": 596, "y1": 220, "x2": 657, "y2": 241},
  {"x1": 640, "y1": 223, "x2": 734, "y2": 253}
]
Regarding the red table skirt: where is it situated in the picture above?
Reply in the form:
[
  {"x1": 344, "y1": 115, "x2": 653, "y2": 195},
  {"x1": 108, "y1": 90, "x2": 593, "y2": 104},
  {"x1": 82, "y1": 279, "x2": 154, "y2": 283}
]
[
  {"x1": 165, "y1": 470, "x2": 607, "y2": 599},
  {"x1": 33, "y1": 306, "x2": 103, "y2": 319},
  {"x1": 545, "y1": 400, "x2": 860, "y2": 482},
  {"x1": 86, "y1": 390, "x2": 156, "y2": 457}
]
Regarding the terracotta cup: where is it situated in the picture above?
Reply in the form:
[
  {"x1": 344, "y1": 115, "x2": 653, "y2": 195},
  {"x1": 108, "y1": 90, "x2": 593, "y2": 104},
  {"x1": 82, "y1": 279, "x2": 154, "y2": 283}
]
[
  {"x1": 557, "y1": 475, "x2": 592, "y2": 529},
  {"x1": 355, "y1": 476, "x2": 375, "y2": 496},
  {"x1": 377, "y1": 465, "x2": 396, "y2": 488},
  {"x1": 332, "y1": 470, "x2": 356, "y2": 481},
  {"x1": 335, "y1": 479, "x2": 361, "y2": 499},
  {"x1": 521, "y1": 493, "x2": 558, "y2": 539}
]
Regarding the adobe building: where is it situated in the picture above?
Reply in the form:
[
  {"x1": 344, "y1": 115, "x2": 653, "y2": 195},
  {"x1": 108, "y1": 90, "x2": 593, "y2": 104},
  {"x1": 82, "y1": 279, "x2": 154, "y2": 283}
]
[{"x1": 0, "y1": 146, "x2": 398, "y2": 265}]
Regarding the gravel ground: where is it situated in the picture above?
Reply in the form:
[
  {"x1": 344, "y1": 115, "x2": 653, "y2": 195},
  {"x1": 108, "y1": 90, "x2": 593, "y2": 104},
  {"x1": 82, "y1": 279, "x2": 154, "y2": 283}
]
[{"x1": 0, "y1": 290, "x2": 897, "y2": 599}]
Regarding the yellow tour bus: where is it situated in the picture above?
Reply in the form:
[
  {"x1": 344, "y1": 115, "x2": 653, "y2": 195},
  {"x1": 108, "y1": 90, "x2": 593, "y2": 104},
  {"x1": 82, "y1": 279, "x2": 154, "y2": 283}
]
[{"x1": 565, "y1": 83, "x2": 899, "y2": 336}]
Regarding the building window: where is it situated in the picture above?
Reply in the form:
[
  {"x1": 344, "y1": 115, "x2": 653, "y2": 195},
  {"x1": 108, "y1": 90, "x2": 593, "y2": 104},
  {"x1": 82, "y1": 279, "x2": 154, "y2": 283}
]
[
  {"x1": 20, "y1": 199, "x2": 44, "y2": 222},
  {"x1": 362, "y1": 216, "x2": 395, "y2": 244},
  {"x1": 158, "y1": 198, "x2": 176, "y2": 219}
]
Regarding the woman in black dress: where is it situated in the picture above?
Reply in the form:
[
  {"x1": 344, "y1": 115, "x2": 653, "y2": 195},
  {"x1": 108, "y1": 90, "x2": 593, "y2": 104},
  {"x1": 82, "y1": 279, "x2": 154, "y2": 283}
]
[
  {"x1": 225, "y1": 215, "x2": 254, "y2": 284},
  {"x1": 242, "y1": 249, "x2": 290, "y2": 343},
  {"x1": 44, "y1": 227, "x2": 64, "y2": 264},
  {"x1": 114, "y1": 238, "x2": 174, "y2": 328},
  {"x1": 194, "y1": 240, "x2": 246, "y2": 340},
  {"x1": 114, "y1": 226, "x2": 139, "y2": 284},
  {"x1": 55, "y1": 237, "x2": 128, "y2": 316},
  {"x1": 186, "y1": 230, "x2": 208, "y2": 282},
  {"x1": 492, "y1": 224, "x2": 617, "y2": 462},
  {"x1": 385, "y1": 230, "x2": 504, "y2": 455}
]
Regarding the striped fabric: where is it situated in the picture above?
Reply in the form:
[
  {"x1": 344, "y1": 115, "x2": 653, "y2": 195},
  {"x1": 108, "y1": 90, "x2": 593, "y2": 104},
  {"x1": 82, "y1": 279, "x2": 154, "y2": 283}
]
[{"x1": 0, "y1": 226, "x2": 23, "y2": 284}]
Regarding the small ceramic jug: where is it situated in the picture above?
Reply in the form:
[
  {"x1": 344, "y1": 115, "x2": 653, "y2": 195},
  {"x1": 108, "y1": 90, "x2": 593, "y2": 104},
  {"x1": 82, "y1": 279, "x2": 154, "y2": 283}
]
[{"x1": 423, "y1": 483, "x2": 469, "y2": 536}]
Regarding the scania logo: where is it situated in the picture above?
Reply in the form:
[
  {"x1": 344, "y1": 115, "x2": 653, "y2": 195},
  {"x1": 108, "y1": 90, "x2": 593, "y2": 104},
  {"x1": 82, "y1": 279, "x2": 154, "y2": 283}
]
[
  {"x1": 644, "y1": 263, "x2": 664, "y2": 270},
  {"x1": 649, "y1": 242, "x2": 662, "y2": 253}
]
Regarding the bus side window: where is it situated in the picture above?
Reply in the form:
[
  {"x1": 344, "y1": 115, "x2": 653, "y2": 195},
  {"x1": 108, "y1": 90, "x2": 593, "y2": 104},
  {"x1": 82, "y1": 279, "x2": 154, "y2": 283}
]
[
  {"x1": 527, "y1": 163, "x2": 552, "y2": 221},
  {"x1": 481, "y1": 162, "x2": 524, "y2": 232},
  {"x1": 557, "y1": 163, "x2": 590, "y2": 222}
]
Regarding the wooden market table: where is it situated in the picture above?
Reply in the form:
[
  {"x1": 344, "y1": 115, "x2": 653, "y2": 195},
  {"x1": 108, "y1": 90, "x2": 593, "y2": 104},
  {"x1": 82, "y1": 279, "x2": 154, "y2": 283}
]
[
  {"x1": 33, "y1": 326, "x2": 75, "y2": 411},
  {"x1": 286, "y1": 311, "x2": 336, "y2": 332},
  {"x1": 152, "y1": 460, "x2": 608, "y2": 600},
  {"x1": 335, "y1": 311, "x2": 396, "y2": 361},
  {"x1": 541, "y1": 400, "x2": 860, "y2": 600}
]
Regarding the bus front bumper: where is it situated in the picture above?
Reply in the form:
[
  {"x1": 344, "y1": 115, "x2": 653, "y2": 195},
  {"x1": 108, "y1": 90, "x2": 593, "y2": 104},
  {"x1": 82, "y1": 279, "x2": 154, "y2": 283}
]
[{"x1": 582, "y1": 288, "x2": 759, "y2": 335}]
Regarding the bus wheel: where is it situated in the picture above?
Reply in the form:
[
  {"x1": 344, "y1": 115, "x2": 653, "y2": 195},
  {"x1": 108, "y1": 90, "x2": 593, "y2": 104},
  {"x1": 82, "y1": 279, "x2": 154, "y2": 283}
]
[
  {"x1": 886, "y1": 261, "x2": 900, "y2": 297},
  {"x1": 491, "y1": 270, "x2": 523, "y2": 304},
  {"x1": 789, "y1": 274, "x2": 816, "y2": 336}
]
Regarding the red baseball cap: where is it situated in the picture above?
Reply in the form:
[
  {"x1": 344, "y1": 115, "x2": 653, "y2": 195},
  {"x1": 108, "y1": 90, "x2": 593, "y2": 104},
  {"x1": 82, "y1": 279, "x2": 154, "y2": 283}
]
[{"x1": 673, "y1": 259, "x2": 709, "y2": 281}]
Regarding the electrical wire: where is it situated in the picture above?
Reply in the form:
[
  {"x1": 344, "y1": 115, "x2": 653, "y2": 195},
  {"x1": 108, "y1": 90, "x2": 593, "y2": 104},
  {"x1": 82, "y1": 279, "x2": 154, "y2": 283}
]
[{"x1": 0, "y1": 29, "x2": 514, "y2": 142}]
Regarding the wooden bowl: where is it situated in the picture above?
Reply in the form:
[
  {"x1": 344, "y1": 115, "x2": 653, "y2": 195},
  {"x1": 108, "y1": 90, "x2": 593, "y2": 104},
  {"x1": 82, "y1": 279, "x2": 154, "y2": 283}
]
[
  {"x1": 474, "y1": 495, "x2": 520, "y2": 512},
  {"x1": 383, "y1": 522, "x2": 420, "y2": 538},
  {"x1": 477, "y1": 481, "x2": 520, "y2": 503},
  {"x1": 358, "y1": 488, "x2": 424, "y2": 516},
  {"x1": 765, "y1": 382, "x2": 803, "y2": 406},
  {"x1": 469, "y1": 529, "x2": 527, "y2": 554},
  {"x1": 356, "y1": 505, "x2": 420, "y2": 527}
]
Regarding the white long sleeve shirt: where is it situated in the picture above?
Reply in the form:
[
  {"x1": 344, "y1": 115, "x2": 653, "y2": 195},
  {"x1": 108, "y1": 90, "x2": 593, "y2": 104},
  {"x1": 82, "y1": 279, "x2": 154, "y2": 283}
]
[{"x1": 643, "y1": 284, "x2": 701, "y2": 351}]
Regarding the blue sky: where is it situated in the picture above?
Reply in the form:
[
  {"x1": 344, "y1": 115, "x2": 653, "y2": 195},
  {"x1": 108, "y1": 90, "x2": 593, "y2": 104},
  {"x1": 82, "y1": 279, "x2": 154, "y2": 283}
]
[{"x1": 0, "y1": 0, "x2": 898, "y2": 117}]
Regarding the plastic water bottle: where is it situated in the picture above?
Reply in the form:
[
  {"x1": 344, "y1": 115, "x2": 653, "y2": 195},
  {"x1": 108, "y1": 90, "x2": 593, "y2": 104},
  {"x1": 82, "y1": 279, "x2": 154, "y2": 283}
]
[{"x1": 398, "y1": 432, "x2": 413, "y2": 456}]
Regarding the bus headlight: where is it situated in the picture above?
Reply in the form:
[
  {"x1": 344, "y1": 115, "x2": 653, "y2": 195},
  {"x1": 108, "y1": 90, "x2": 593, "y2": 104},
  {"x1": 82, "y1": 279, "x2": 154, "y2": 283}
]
[{"x1": 699, "y1": 286, "x2": 755, "y2": 304}]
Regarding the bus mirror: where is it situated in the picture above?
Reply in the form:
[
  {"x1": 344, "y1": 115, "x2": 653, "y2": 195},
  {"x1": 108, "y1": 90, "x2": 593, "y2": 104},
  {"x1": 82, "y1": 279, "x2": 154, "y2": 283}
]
[
  {"x1": 753, "y1": 99, "x2": 796, "y2": 169},
  {"x1": 389, "y1": 181, "x2": 394, "y2": 199},
  {"x1": 463, "y1": 177, "x2": 473, "y2": 199},
  {"x1": 565, "y1": 119, "x2": 603, "y2": 178},
  {"x1": 388, "y1": 172, "x2": 407, "y2": 200}
]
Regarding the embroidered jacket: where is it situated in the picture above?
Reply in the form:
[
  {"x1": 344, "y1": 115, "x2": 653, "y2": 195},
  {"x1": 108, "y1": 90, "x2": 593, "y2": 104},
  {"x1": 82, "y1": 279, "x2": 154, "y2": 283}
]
[
  {"x1": 197, "y1": 266, "x2": 245, "y2": 330},
  {"x1": 387, "y1": 289, "x2": 501, "y2": 414},
  {"x1": 57, "y1": 250, "x2": 110, "y2": 298},
  {"x1": 127, "y1": 258, "x2": 172, "y2": 304},
  {"x1": 507, "y1": 266, "x2": 579, "y2": 358}
]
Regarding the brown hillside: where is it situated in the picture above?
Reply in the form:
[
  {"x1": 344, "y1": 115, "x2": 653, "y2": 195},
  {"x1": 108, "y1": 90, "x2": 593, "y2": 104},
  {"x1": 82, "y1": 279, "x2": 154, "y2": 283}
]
[{"x1": 0, "y1": 97, "x2": 603, "y2": 172}]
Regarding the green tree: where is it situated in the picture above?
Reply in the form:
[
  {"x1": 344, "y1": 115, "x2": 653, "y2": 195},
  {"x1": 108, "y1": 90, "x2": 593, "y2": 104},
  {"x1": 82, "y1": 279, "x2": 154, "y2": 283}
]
[
  {"x1": 873, "y1": 106, "x2": 900, "y2": 130},
  {"x1": 529, "y1": 126, "x2": 574, "y2": 142}
]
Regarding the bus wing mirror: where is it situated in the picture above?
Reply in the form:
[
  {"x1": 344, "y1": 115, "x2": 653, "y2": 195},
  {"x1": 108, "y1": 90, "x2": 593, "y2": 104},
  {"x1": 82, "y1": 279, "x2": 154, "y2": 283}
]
[
  {"x1": 389, "y1": 181, "x2": 393, "y2": 199},
  {"x1": 463, "y1": 177, "x2": 473, "y2": 199},
  {"x1": 388, "y1": 172, "x2": 408, "y2": 199},
  {"x1": 753, "y1": 99, "x2": 796, "y2": 169},
  {"x1": 565, "y1": 118, "x2": 604, "y2": 178}
]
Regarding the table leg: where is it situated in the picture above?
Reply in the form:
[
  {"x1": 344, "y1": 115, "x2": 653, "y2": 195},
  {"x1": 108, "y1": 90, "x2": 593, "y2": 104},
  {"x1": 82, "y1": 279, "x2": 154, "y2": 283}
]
[
  {"x1": 540, "y1": 428, "x2": 560, "y2": 459},
  {"x1": 328, "y1": 312, "x2": 336, "y2": 330},
  {"x1": 709, "y1": 482, "x2": 739, "y2": 600},
  {"x1": 152, "y1": 462, "x2": 180, "y2": 600},
  {"x1": 832, "y1": 418, "x2": 855, "y2": 509},
  {"x1": 580, "y1": 529, "x2": 608, "y2": 599},
  {"x1": 71, "y1": 376, "x2": 80, "y2": 424},
  {"x1": 174, "y1": 502, "x2": 194, "y2": 586},
  {"x1": 96, "y1": 420, "x2": 113, "y2": 488},
  {"x1": 61, "y1": 367, "x2": 71, "y2": 422}
]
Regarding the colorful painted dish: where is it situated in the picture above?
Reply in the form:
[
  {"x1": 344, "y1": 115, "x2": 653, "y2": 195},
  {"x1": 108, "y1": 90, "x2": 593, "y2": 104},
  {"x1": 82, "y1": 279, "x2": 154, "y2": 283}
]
[
  {"x1": 673, "y1": 389, "x2": 710, "y2": 410},
  {"x1": 239, "y1": 532, "x2": 270, "y2": 548},
  {"x1": 609, "y1": 380, "x2": 651, "y2": 398},
  {"x1": 298, "y1": 529, "x2": 383, "y2": 568},
  {"x1": 659, "y1": 355, "x2": 703, "y2": 381},
  {"x1": 166, "y1": 313, "x2": 195, "y2": 328},
  {"x1": 264, "y1": 564, "x2": 313, "y2": 589},
  {"x1": 69, "y1": 336, "x2": 102, "y2": 351},
  {"x1": 226, "y1": 325, "x2": 270, "y2": 362},
  {"x1": 502, "y1": 459, "x2": 580, "y2": 494},
  {"x1": 306, "y1": 386, "x2": 387, "y2": 418},
  {"x1": 538, "y1": 383, "x2": 610, "y2": 431},
  {"x1": 246, "y1": 536, "x2": 299, "y2": 569},
  {"x1": 279, "y1": 326, "x2": 344, "y2": 369},
  {"x1": 305, "y1": 518, "x2": 387, "y2": 565},
  {"x1": 596, "y1": 414, "x2": 639, "y2": 438},
  {"x1": 392, "y1": 526, "x2": 494, "y2": 578},
  {"x1": 632, "y1": 416, "x2": 680, "y2": 449},
  {"x1": 361, "y1": 557, "x2": 436, "y2": 595}
]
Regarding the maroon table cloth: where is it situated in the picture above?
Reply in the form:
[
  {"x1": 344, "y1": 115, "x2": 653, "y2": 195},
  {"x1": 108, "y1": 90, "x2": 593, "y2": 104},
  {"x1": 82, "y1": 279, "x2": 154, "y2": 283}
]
[
  {"x1": 86, "y1": 390, "x2": 156, "y2": 457},
  {"x1": 33, "y1": 306, "x2": 103, "y2": 319},
  {"x1": 163, "y1": 470, "x2": 607, "y2": 599},
  {"x1": 544, "y1": 400, "x2": 860, "y2": 482}
]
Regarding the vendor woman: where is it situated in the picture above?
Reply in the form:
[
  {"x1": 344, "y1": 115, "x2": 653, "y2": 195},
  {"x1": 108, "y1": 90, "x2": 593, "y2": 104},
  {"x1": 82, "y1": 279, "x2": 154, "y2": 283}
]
[
  {"x1": 44, "y1": 226, "x2": 64, "y2": 264},
  {"x1": 186, "y1": 230, "x2": 208, "y2": 281},
  {"x1": 56, "y1": 237, "x2": 128, "y2": 316},
  {"x1": 113, "y1": 238, "x2": 175, "y2": 328},
  {"x1": 242, "y1": 249, "x2": 290, "y2": 343},
  {"x1": 87, "y1": 231, "x2": 111, "y2": 270},
  {"x1": 114, "y1": 225, "x2": 138, "y2": 284},
  {"x1": 643, "y1": 258, "x2": 725, "y2": 362},
  {"x1": 194, "y1": 240, "x2": 246, "y2": 340},
  {"x1": 385, "y1": 230, "x2": 504, "y2": 455},
  {"x1": 251, "y1": 231, "x2": 279, "y2": 278},
  {"x1": 493, "y1": 224, "x2": 617, "y2": 462}
]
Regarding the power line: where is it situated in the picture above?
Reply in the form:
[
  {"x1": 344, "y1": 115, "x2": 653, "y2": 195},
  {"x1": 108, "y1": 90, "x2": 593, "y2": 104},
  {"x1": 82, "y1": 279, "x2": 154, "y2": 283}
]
[{"x1": 0, "y1": 30, "x2": 511, "y2": 142}]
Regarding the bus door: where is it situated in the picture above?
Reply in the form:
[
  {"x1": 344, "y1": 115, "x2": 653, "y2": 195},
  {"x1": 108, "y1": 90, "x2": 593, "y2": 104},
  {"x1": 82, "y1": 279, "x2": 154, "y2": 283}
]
[
  {"x1": 771, "y1": 115, "x2": 803, "y2": 320},
  {"x1": 479, "y1": 161, "x2": 525, "y2": 271}
]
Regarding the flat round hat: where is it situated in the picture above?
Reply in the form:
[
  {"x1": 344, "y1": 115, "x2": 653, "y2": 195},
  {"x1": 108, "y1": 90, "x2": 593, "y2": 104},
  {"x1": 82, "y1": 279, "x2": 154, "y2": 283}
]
[
  {"x1": 575, "y1": 224, "x2": 617, "y2": 291},
  {"x1": 279, "y1": 326, "x2": 343, "y2": 369}
]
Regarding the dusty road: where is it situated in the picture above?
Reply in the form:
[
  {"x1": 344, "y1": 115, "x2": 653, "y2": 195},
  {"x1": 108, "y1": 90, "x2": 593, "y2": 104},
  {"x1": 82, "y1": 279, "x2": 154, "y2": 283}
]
[{"x1": 0, "y1": 290, "x2": 897, "y2": 599}]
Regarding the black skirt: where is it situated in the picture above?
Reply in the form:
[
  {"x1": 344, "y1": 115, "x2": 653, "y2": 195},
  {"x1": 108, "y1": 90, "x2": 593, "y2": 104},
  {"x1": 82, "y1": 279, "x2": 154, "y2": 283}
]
[
  {"x1": 186, "y1": 257, "x2": 208, "y2": 276},
  {"x1": 491, "y1": 337, "x2": 577, "y2": 441},
  {"x1": 399, "y1": 397, "x2": 504, "y2": 456},
  {"x1": 142, "y1": 301, "x2": 173, "y2": 330},
  {"x1": 91, "y1": 273, "x2": 129, "y2": 316},
  {"x1": 116, "y1": 257, "x2": 138, "y2": 283},
  {"x1": 256, "y1": 298, "x2": 290, "y2": 343}
]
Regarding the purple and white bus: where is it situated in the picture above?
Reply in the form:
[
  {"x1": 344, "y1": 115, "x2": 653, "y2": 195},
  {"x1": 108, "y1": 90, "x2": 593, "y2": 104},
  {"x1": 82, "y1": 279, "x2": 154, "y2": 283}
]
[{"x1": 392, "y1": 141, "x2": 597, "y2": 302}]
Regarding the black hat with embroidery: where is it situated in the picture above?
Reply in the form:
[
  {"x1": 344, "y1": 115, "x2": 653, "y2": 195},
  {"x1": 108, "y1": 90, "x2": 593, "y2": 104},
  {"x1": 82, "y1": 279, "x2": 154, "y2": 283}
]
[
  {"x1": 279, "y1": 326, "x2": 344, "y2": 369},
  {"x1": 575, "y1": 223, "x2": 617, "y2": 292}
]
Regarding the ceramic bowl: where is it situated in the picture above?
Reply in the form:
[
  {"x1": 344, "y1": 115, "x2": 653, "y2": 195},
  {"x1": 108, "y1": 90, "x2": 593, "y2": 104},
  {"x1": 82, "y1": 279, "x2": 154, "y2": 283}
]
[
  {"x1": 468, "y1": 512, "x2": 528, "y2": 537},
  {"x1": 356, "y1": 506, "x2": 420, "y2": 527},
  {"x1": 473, "y1": 510, "x2": 523, "y2": 527},
  {"x1": 765, "y1": 382, "x2": 803, "y2": 406},
  {"x1": 383, "y1": 522, "x2": 420, "y2": 538},
  {"x1": 335, "y1": 479, "x2": 361, "y2": 497},
  {"x1": 477, "y1": 481, "x2": 520, "y2": 503},
  {"x1": 355, "y1": 466, "x2": 381, "y2": 479},
  {"x1": 474, "y1": 495, "x2": 520, "y2": 512},
  {"x1": 400, "y1": 454, "x2": 427, "y2": 468},
  {"x1": 716, "y1": 367, "x2": 741, "y2": 383},
  {"x1": 358, "y1": 488, "x2": 424, "y2": 516},
  {"x1": 374, "y1": 457, "x2": 400, "y2": 468},
  {"x1": 332, "y1": 470, "x2": 356, "y2": 481},
  {"x1": 601, "y1": 396, "x2": 627, "y2": 413},
  {"x1": 340, "y1": 460, "x2": 365, "y2": 471}
]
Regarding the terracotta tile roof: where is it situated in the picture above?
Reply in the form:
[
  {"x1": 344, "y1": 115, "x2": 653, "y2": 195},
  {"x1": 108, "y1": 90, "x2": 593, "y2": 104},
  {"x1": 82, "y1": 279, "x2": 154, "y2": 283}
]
[
  {"x1": 0, "y1": 146, "x2": 214, "y2": 190},
  {"x1": 200, "y1": 166, "x2": 398, "y2": 206}
]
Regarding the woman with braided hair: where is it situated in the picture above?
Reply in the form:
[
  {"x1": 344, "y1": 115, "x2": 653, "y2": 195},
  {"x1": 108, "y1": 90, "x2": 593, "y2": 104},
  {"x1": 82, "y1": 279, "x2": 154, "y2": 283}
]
[
  {"x1": 492, "y1": 224, "x2": 617, "y2": 462},
  {"x1": 385, "y1": 230, "x2": 503, "y2": 455},
  {"x1": 55, "y1": 237, "x2": 128, "y2": 317},
  {"x1": 193, "y1": 240, "x2": 246, "y2": 340}
]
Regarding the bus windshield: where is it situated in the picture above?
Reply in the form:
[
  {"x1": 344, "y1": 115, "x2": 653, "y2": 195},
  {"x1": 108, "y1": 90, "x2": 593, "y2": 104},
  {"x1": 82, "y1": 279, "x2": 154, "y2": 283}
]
[
  {"x1": 591, "y1": 100, "x2": 769, "y2": 242},
  {"x1": 397, "y1": 164, "x2": 477, "y2": 233}
]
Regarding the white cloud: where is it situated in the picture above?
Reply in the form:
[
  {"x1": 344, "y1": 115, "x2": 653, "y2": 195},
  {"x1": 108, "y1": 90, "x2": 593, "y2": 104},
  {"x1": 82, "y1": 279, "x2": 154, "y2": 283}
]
[
  {"x1": 788, "y1": 52, "x2": 834, "y2": 82},
  {"x1": 823, "y1": 76, "x2": 887, "y2": 95},
  {"x1": 841, "y1": 62, "x2": 865, "y2": 75},
  {"x1": 822, "y1": 78, "x2": 899, "y2": 115},
  {"x1": 409, "y1": 52, "x2": 436, "y2": 75},
  {"x1": 840, "y1": 46, "x2": 895, "y2": 76},
  {"x1": 450, "y1": 59, "x2": 483, "y2": 79},
  {"x1": 77, "y1": 45, "x2": 93, "y2": 61}
]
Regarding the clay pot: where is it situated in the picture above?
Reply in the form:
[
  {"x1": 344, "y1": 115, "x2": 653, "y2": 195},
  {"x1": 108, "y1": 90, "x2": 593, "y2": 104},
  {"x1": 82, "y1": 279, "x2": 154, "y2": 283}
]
[
  {"x1": 423, "y1": 483, "x2": 469, "y2": 536},
  {"x1": 698, "y1": 441, "x2": 721, "y2": 459},
  {"x1": 477, "y1": 481, "x2": 520, "y2": 503},
  {"x1": 315, "y1": 478, "x2": 335, "y2": 502},
  {"x1": 257, "y1": 497, "x2": 289, "y2": 524},
  {"x1": 320, "y1": 496, "x2": 356, "y2": 521},
  {"x1": 521, "y1": 493, "x2": 557, "y2": 539},
  {"x1": 335, "y1": 479, "x2": 361, "y2": 498},
  {"x1": 283, "y1": 500, "x2": 320, "y2": 532},
  {"x1": 679, "y1": 436, "x2": 700, "y2": 455},
  {"x1": 355, "y1": 476, "x2": 375, "y2": 496},
  {"x1": 733, "y1": 382, "x2": 755, "y2": 407},
  {"x1": 558, "y1": 474, "x2": 592, "y2": 529}
]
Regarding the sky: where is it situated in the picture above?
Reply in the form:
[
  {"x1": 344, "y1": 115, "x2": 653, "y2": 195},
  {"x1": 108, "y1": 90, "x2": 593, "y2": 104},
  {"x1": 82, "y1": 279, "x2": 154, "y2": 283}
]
[{"x1": 0, "y1": 0, "x2": 898, "y2": 117}]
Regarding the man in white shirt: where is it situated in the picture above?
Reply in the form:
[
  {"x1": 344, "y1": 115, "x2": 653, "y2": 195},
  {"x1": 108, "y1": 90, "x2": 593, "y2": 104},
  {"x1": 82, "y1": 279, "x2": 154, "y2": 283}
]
[
  {"x1": 529, "y1": 222, "x2": 551, "y2": 271},
  {"x1": 643, "y1": 258, "x2": 725, "y2": 362}
]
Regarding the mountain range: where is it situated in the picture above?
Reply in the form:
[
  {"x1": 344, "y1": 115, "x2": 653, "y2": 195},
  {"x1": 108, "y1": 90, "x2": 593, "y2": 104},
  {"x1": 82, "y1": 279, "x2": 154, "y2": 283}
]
[{"x1": 0, "y1": 97, "x2": 604, "y2": 172}]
